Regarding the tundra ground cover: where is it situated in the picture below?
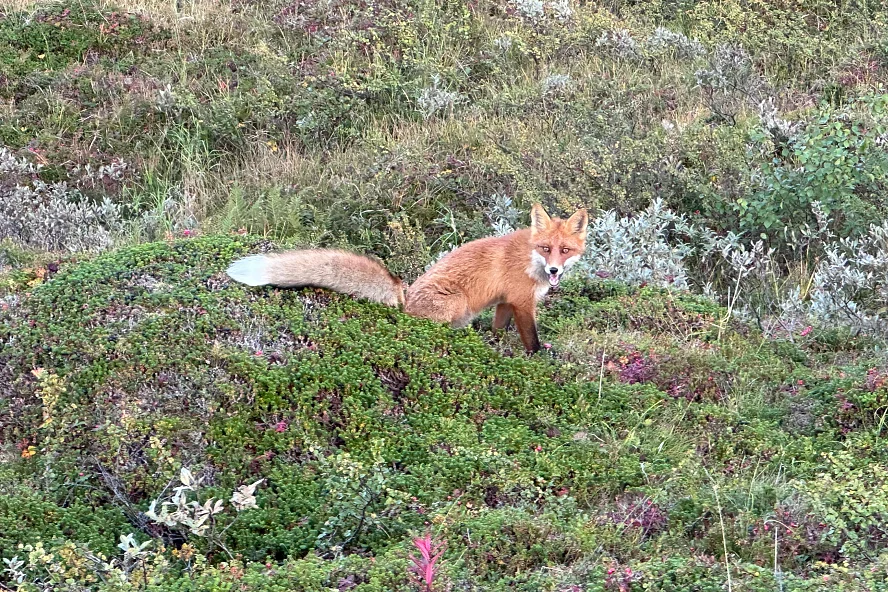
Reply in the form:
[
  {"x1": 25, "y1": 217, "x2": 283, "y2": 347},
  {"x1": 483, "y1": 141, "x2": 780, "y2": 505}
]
[{"x1": 3, "y1": 0, "x2": 888, "y2": 589}]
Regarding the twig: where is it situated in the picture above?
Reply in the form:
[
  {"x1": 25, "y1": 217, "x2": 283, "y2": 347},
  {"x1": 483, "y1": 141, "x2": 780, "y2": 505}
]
[
  {"x1": 704, "y1": 467, "x2": 732, "y2": 592},
  {"x1": 597, "y1": 349, "x2": 606, "y2": 406}
]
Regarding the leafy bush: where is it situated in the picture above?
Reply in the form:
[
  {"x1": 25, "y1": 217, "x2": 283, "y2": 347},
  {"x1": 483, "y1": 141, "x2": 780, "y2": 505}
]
[
  {"x1": 742, "y1": 95, "x2": 888, "y2": 241},
  {"x1": 0, "y1": 180, "x2": 125, "y2": 252},
  {"x1": 579, "y1": 197, "x2": 888, "y2": 339}
]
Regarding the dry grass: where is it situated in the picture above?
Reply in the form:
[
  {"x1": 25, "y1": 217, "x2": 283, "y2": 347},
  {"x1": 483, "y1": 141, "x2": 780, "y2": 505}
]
[
  {"x1": 0, "y1": 0, "x2": 40, "y2": 12},
  {"x1": 94, "y1": 0, "x2": 230, "y2": 23},
  {"x1": 0, "y1": 97, "x2": 14, "y2": 119}
]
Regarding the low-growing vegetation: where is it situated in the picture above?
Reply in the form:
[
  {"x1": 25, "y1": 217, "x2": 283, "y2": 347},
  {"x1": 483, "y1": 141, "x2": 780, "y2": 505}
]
[
  {"x1": 2, "y1": 0, "x2": 888, "y2": 589},
  {"x1": 2, "y1": 237, "x2": 888, "y2": 590}
]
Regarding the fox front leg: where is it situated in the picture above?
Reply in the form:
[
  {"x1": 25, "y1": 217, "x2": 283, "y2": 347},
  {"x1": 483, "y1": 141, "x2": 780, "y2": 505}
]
[{"x1": 512, "y1": 306, "x2": 541, "y2": 353}]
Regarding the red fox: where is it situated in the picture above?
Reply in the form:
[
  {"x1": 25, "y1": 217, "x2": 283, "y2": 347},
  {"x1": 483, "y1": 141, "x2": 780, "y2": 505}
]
[{"x1": 226, "y1": 203, "x2": 588, "y2": 353}]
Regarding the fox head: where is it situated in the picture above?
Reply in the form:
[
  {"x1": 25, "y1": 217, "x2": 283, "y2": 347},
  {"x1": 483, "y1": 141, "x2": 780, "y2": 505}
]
[{"x1": 528, "y1": 203, "x2": 588, "y2": 288}]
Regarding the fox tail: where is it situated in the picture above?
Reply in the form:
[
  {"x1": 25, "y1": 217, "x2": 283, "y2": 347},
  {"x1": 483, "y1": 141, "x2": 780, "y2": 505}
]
[{"x1": 226, "y1": 249, "x2": 406, "y2": 308}]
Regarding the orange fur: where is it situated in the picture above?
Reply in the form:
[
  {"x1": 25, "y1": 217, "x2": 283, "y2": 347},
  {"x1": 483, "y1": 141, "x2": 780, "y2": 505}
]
[{"x1": 227, "y1": 204, "x2": 588, "y2": 353}]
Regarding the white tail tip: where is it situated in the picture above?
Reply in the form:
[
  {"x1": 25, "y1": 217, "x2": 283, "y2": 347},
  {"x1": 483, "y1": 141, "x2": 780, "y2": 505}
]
[{"x1": 226, "y1": 255, "x2": 269, "y2": 286}]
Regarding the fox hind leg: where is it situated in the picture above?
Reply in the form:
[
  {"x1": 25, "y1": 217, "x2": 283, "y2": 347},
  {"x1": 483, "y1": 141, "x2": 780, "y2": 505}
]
[
  {"x1": 492, "y1": 303, "x2": 513, "y2": 331},
  {"x1": 406, "y1": 291, "x2": 473, "y2": 328}
]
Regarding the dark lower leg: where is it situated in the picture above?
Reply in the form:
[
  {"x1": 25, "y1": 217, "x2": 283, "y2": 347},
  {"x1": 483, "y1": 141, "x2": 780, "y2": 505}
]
[
  {"x1": 513, "y1": 309, "x2": 541, "y2": 353},
  {"x1": 493, "y1": 303, "x2": 514, "y2": 331}
]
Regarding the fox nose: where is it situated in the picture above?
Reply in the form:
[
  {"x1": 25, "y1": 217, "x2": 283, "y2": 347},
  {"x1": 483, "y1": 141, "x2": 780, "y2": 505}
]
[{"x1": 548, "y1": 267, "x2": 559, "y2": 274}]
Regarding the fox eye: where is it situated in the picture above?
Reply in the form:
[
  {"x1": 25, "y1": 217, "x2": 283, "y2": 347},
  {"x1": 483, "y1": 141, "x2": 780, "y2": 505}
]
[
  {"x1": 540, "y1": 246, "x2": 550, "y2": 253},
  {"x1": 561, "y1": 248, "x2": 570, "y2": 254}
]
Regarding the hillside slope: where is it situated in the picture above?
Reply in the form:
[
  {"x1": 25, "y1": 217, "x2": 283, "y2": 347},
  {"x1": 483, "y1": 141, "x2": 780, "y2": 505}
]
[{"x1": 2, "y1": 236, "x2": 887, "y2": 590}]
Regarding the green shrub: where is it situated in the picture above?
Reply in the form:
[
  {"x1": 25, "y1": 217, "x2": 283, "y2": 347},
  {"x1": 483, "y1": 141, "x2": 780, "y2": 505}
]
[
  {"x1": 742, "y1": 96, "x2": 888, "y2": 242},
  {"x1": 0, "y1": 2, "x2": 164, "y2": 94},
  {"x1": 0, "y1": 471, "x2": 129, "y2": 558}
]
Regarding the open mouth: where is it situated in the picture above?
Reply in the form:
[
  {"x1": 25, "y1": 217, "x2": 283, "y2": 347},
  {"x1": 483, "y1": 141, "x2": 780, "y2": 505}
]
[{"x1": 548, "y1": 272, "x2": 560, "y2": 287}]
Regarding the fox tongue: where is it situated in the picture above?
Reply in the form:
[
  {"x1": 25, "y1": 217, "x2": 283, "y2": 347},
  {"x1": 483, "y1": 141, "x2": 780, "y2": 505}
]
[{"x1": 548, "y1": 273, "x2": 560, "y2": 287}]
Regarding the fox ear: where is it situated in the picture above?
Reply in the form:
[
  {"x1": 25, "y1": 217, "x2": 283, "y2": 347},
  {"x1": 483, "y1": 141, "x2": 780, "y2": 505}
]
[
  {"x1": 530, "y1": 203, "x2": 552, "y2": 234},
  {"x1": 565, "y1": 208, "x2": 588, "y2": 235}
]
